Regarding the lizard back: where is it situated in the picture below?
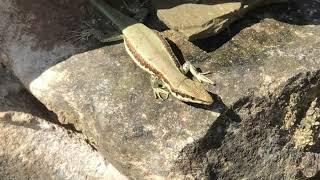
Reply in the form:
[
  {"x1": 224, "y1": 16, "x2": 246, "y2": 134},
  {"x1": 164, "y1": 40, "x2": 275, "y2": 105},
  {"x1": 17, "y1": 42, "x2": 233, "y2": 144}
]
[{"x1": 123, "y1": 23, "x2": 186, "y2": 88}]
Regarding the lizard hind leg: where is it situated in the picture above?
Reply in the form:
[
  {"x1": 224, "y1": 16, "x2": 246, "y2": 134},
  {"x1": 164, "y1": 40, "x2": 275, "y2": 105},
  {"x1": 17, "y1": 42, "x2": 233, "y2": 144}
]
[
  {"x1": 87, "y1": 24, "x2": 122, "y2": 43},
  {"x1": 150, "y1": 76, "x2": 170, "y2": 100},
  {"x1": 181, "y1": 61, "x2": 214, "y2": 85}
]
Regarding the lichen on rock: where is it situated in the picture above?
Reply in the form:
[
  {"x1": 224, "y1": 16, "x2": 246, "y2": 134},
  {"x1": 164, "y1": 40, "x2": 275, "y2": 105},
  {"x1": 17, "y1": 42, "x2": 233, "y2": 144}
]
[{"x1": 293, "y1": 98, "x2": 320, "y2": 149}]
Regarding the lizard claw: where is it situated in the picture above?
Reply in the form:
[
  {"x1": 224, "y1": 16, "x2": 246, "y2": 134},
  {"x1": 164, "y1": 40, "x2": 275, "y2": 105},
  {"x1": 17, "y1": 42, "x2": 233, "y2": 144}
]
[
  {"x1": 153, "y1": 87, "x2": 169, "y2": 100},
  {"x1": 182, "y1": 61, "x2": 214, "y2": 85},
  {"x1": 193, "y1": 71, "x2": 214, "y2": 84},
  {"x1": 151, "y1": 76, "x2": 170, "y2": 100}
]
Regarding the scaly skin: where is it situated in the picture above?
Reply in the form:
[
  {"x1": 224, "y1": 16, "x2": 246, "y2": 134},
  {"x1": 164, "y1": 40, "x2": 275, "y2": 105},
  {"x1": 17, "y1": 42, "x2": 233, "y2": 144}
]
[{"x1": 90, "y1": 0, "x2": 213, "y2": 105}]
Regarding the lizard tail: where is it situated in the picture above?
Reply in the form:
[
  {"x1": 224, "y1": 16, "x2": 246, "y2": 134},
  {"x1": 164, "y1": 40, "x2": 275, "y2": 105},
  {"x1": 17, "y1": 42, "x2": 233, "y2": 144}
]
[{"x1": 89, "y1": 0, "x2": 136, "y2": 31}]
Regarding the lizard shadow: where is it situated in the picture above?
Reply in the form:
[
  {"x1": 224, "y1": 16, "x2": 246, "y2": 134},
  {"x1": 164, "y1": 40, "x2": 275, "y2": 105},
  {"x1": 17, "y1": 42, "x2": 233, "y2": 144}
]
[
  {"x1": 166, "y1": 35, "x2": 242, "y2": 169},
  {"x1": 175, "y1": 93, "x2": 242, "y2": 176},
  {"x1": 185, "y1": 93, "x2": 239, "y2": 117}
]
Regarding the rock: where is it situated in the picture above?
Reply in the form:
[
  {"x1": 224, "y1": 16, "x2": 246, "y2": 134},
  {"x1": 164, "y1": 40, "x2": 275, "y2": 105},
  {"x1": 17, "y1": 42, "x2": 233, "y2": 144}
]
[
  {"x1": 0, "y1": 67, "x2": 50, "y2": 118},
  {"x1": 1, "y1": 0, "x2": 320, "y2": 179},
  {"x1": 0, "y1": 111, "x2": 126, "y2": 180},
  {"x1": 0, "y1": 66, "x2": 127, "y2": 179},
  {"x1": 152, "y1": 0, "x2": 288, "y2": 40},
  {"x1": 0, "y1": 1, "x2": 127, "y2": 179},
  {"x1": 299, "y1": 153, "x2": 320, "y2": 178},
  {"x1": 27, "y1": 31, "x2": 220, "y2": 179},
  {"x1": 205, "y1": 3, "x2": 320, "y2": 105},
  {"x1": 174, "y1": 70, "x2": 320, "y2": 179},
  {"x1": 0, "y1": 0, "x2": 95, "y2": 86},
  {"x1": 170, "y1": 1, "x2": 320, "y2": 178},
  {"x1": 1, "y1": 2, "x2": 220, "y2": 178}
]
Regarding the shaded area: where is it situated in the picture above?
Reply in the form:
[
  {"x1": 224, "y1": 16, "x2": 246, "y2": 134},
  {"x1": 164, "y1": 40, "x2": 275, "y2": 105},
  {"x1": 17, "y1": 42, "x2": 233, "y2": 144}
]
[
  {"x1": 149, "y1": 0, "x2": 288, "y2": 11},
  {"x1": 0, "y1": 66, "x2": 81, "y2": 133},
  {"x1": 13, "y1": 0, "x2": 88, "y2": 51},
  {"x1": 194, "y1": 0, "x2": 320, "y2": 52},
  {"x1": 175, "y1": 70, "x2": 320, "y2": 179},
  {"x1": 0, "y1": 66, "x2": 56, "y2": 122}
]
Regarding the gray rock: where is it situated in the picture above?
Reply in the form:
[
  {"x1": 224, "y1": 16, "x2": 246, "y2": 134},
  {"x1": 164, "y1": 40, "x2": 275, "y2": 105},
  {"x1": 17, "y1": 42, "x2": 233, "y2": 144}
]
[
  {"x1": 171, "y1": 2, "x2": 320, "y2": 179},
  {"x1": 0, "y1": 2, "x2": 219, "y2": 178},
  {"x1": 0, "y1": 1, "x2": 127, "y2": 179},
  {"x1": 205, "y1": 5, "x2": 320, "y2": 105},
  {"x1": 174, "y1": 70, "x2": 320, "y2": 179},
  {"x1": 0, "y1": 0, "x2": 94, "y2": 86},
  {"x1": 0, "y1": 111, "x2": 126, "y2": 180},
  {"x1": 152, "y1": 0, "x2": 288, "y2": 40},
  {"x1": 1, "y1": 0, "x2": 320, "y2": 179},
  {"x1": 27, "y1": 32, "x2": 220, "y2": 179},
  {"x1": 0, "y1": 66, "x2": 127, "y2": 179}
]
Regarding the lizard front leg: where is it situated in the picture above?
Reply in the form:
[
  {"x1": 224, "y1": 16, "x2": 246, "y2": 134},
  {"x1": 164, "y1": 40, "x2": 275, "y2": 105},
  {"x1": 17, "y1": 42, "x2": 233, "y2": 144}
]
[
  {"x1": 150, "y1": 75, "x2": 170, "y2": 100},
  {"x1": 181, "y1": 61, "x2": 214, "y2": 85}
]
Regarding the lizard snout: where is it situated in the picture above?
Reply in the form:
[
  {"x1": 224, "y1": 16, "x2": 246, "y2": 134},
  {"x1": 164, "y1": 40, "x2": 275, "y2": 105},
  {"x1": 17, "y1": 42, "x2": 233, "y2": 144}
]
[{"x1": 175, "y1": 79, "x2": 213, "y2": 105}]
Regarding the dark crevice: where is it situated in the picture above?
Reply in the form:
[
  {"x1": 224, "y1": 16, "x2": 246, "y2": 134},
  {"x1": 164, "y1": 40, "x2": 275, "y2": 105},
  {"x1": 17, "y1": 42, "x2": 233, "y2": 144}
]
[
  {"x1": 0, "y1": 67, "x2": 83, "y2": 134},
  {"x1": 307, "y1": 171, "x2": 320, "y2": 180}
]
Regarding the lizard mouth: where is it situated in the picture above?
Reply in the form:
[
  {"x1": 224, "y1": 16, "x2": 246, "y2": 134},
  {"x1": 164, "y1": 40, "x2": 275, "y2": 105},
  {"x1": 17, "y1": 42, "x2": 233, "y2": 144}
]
[{"x1": 171, "y1": 90, "x2": 213, "y2": 105}]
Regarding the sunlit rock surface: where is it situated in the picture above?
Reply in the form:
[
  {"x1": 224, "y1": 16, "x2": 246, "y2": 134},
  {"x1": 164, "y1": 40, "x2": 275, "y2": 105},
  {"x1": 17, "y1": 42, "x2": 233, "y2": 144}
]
[
  {"x1": 1, "y1": 0, "x2": 320, "y2": 179},
  {"x1": 0, "y1": 111, "x2": 126, "y2": 180},
  {"x1": 152, "y1": 0, "x2": 288, "y2": 40}
]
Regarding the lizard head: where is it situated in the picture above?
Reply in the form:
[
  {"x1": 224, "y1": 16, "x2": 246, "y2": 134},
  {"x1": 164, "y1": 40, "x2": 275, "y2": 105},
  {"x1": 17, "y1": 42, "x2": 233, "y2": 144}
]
[{"x1": 171, "y1": 79, "x2": 213, "y2": 105}]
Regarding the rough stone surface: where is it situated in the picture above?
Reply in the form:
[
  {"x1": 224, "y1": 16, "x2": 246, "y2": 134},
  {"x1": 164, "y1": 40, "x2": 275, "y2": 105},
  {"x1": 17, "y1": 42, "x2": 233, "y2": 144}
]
[
  {"x1": 0, "y1": 0, "x2": 96, "y2": 86},
  {"x1": 0, "y1": 0, "x2": 127, "y2": 179},
  {"x1": 1, "y1": 2, "x2": 220, "y2": 178},
  {"x1": 152, "y1": 0, "x2": 288, "y2": 40},
  {"x1": 169, "y1": 1, "x2": 320, "y2": 179},
  {"x1": 1, "y1": 0, "x2": 320, "y2": 179},
  {"x1": 0, "y1": 68, "x2": 126, "y2": 180},
  {"x1": 0, "y1": 111, "x2": 126, "y2": 180},
  {"x1": 202, "y1": 1, "x2": 320, "y2": 104},
  {"x1": 174, "y1": 70, "x2": 320, "y2": 179},
  {"x1": 28, "y1": 32, "x2": 220, "y2": 179},
  {"x1": 204, "y1": 18, "x2": 320, "y2": 105}
]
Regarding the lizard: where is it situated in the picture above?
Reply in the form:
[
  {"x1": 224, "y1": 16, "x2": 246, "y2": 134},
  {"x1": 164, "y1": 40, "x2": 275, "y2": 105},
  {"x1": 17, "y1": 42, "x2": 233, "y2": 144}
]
[{"x1": 89, "y1": 0, "x2": 214, "y2": 105}]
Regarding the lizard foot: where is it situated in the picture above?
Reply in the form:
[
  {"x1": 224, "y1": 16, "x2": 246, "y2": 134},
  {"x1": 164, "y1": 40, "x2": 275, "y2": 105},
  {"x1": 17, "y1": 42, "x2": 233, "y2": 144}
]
[
  {"x1": 181, "y1": 61, "x2": 214, "y2": 85},
  {"x1": 153, "y1": 87, "x2": 170, "y2": 100},
  {"x1": 150, "y1": 76, "x2": 170, "y2": 100}
]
